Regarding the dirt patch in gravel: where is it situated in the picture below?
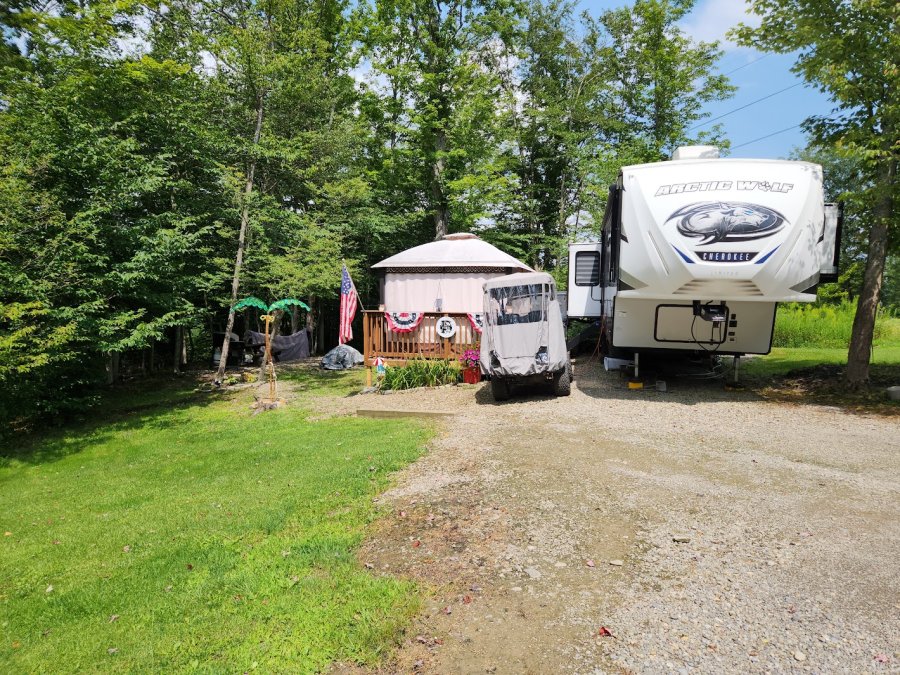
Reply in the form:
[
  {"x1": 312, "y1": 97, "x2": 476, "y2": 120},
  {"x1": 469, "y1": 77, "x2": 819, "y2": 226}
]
[{"x1": 331, "y1": 358, "x2": 899, "y2": 674}]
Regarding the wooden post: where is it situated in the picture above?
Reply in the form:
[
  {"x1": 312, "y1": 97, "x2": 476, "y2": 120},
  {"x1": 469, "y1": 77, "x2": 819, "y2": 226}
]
[
  {"x1": 363, "y1": 310, "x2": 370, "y2": 366},
  {"x1": 263, "y1": 314, "x2": 276, "y2": 401}
]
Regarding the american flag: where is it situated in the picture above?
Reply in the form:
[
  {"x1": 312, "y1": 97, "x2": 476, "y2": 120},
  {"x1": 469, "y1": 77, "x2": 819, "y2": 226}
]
[{"x1": 339, "y1": 264, "x2": 358, "y2": 344}]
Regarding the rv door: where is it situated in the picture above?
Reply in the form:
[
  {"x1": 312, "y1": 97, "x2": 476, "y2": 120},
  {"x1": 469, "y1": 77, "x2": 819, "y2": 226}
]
[
  {"x1": 819, "y1": 202, "x2": 842, "y2": 282},
  {"x1": 567, "y1": 243, "x2": 603, "y2": 319}
]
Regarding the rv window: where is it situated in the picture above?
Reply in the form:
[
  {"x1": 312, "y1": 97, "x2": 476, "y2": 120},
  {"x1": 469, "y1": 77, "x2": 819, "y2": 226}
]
[
  {"x1": 488, "y1": 284, "x2": 547, "y2": 325},
  {"x1": 574, "y1": 251, "x2": 601, "y2": 286}
]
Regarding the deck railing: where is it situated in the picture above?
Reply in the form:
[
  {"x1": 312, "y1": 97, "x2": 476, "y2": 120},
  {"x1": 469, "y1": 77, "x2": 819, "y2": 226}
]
[{"x1": 362, "y1": 310, "x2": 480, "y2": 366}]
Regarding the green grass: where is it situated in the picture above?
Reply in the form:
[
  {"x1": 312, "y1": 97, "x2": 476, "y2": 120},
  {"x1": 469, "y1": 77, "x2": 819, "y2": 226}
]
[
  {"x1": 0, "y1": 370, "x2": 431, "y2": 672},
  {"x1": 747, "y1": 315, "x2": 900, "y2": 379},
  {"x1": 773, "y1": 302, "x2": 894, "y2": 348}
]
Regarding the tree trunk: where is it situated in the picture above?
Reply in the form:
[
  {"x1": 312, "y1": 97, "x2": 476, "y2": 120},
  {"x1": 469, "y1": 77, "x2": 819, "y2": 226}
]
[
  {"x1": 431, "y1": 128, "x2": 449, "y2": 240},
  {"x1": 106, "y1": 352, "x2": 119, "y2": 385},
  {"x1": 316, "y1": 298, "x2": 325, "y2": 355},
  {"x1": 173, "y1": 326, "x2": 184, "y2": 374},
  {"x1": 306, "y1": 294, "x2": 317, "y2": 354},
  {"x1": 846, "y1": 156, "x2": 895, "y2": 386},
  {"x1": 215, "y1": 92, "x2": 265, "y2": 384}
]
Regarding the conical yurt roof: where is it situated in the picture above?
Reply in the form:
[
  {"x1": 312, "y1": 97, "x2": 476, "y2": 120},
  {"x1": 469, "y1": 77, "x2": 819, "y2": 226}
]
[{"x1": 372, "y1": 233, "x2": 532, "y2": 271}]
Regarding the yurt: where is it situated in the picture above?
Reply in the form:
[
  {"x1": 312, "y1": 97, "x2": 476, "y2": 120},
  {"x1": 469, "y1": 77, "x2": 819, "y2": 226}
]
[
  {"x1": 372, "y1": 233, "x2": 532, "y2": 314},
  {"x1": 363, "y1": 233, "x2": 532, "y2": 369}
]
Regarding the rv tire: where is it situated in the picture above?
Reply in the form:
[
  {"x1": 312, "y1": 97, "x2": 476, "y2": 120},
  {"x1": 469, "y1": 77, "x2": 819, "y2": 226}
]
[{"x1": 491, "y1": 376, "x2": 511, "y2": 401}]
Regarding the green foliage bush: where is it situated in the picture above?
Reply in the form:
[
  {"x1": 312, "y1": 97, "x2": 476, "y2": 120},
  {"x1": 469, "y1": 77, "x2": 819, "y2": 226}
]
[
  {"x1": 380, "y1": 359, "x2": 461, "y2": 390},
  {"x1": 773, "y1": 302, "x2": 891, "y2": 348}
]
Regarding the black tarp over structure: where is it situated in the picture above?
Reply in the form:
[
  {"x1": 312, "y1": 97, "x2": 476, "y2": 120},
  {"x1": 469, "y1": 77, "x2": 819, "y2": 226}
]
[{"x1": 247, "y1": 330, "x2": 311, "y2": 362}]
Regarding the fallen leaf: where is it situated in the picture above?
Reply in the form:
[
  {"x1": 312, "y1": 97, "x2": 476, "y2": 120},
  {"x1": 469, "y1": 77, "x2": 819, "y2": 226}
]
[
  {"x1": 399, "y1": 510, "x2": 407, "y2": 518},
  {"x1": 412, "y1": 540, "x2": 421, "y2": 548},
  {"x1": 107, "y1": 648, "x2": 118, "y2": 655},
  {"x1": 586, "y1": 559, "x2": 595, "y2": 568},
  {"x1": 434, "y1": 638, "x2": 443, "y2": 645},
  {"x1": 164, "y1": 585, "x2": 173, "y2": 592},
  {"x1": 4, "y1": 532, "x2": 11, "y2": 537},
  {"x1": 12, "y1": 641, "x2": 21, "y2": 649},
  {"x1": 597, "y1": 626, "x2": 616, "y2": 638},
  {"x1": 186, "y1": 564, "x2": 193, "y2": 570},
  {"x1": 787, "y1": 604, "x2": 796, "y2": 614},
  {"x1": 122, "y1": 545, "x2": 131, "y2": 553},
  {"x1": 463, "y1": 595, "x2": 472, "y2": 605},
  {"x1": 53, "y1": 540, "x2": 61, "y2": 545},
  {"x1": 109, "y1": 615, "x2": 119, "y2": 623}
]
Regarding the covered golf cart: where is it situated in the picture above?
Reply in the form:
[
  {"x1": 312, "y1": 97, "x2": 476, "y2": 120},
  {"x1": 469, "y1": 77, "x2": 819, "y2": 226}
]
[{"x1": 479, "y1": 272, "x2": 571, "y2": 400}]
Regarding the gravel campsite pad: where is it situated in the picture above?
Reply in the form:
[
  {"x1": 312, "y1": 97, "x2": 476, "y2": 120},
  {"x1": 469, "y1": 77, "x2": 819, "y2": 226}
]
[{"x1": 328, "y1": 360, "x2": 899, "y2": 674}]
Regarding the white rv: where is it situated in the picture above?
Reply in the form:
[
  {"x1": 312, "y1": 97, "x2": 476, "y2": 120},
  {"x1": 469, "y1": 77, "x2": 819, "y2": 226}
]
[{"x1": 567, "y1": 147, "x2": 841, "y2": 359}]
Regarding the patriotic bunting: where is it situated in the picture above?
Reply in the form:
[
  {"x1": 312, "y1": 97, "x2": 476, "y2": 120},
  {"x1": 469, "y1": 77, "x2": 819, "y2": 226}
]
[
  {"x1": 467, "y1": 313, "x2": 485, "y2": 334},
  {"x1": 385, "y1": 312, "x2": 425, "y2": 333}
]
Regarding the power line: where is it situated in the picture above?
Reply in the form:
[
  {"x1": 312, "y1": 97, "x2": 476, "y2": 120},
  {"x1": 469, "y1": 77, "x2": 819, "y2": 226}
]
[
  {"x1": 722, "y1": 53, "x2": 769, "y2": 76},
  {"x1": 688, "y1": 82, "x2": 803, "y2": 131},
  {"x1": 731, "y1": 124, "x2": 802, "y2": 149}
]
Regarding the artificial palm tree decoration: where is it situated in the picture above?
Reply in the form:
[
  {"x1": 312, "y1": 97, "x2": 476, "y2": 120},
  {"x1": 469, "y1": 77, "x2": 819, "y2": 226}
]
[{"x1": 231, "y1": 297, "x2": 311, "y2": 402}]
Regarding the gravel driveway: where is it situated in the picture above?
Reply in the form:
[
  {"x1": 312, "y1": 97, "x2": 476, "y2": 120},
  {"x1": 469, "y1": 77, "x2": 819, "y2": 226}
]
[{"x1": 334, "y1": 358, "x2": 899, "y2": 674}]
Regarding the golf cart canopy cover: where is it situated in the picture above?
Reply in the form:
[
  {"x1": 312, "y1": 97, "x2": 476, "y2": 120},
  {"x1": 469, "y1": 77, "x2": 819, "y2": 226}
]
[{"x1": 480, "y1": 272, "x2": 568, "y2": 377}]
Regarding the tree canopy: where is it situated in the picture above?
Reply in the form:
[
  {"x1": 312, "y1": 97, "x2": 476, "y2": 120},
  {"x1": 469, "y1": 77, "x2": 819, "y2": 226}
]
[
  {"x1": 14, "y1": 0, "x2": 895, "y2": 424},
  {"x1": 733, "y1": 0, "x2": 899, "y2": 385}
]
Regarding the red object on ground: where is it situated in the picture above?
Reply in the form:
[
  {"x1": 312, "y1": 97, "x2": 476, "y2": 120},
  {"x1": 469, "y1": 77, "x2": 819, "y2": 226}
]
[{"x1": 463, "y1": 367, "x2": 481, "y2": 384}]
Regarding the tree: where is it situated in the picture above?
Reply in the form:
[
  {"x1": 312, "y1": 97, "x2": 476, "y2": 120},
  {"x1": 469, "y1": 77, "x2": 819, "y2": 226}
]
[
  {"x1": 496, "y1": 0, "x2": 733, "y2": 269},
  {"x1": 734, "y1": 0, "x2": 899, "y2": 386},
  {"x1": 360, "y1": 0, "x2": 522, "y2": 241},
  {"x1": 0, "y1": 1, "x2": 225, "y2": 422}
]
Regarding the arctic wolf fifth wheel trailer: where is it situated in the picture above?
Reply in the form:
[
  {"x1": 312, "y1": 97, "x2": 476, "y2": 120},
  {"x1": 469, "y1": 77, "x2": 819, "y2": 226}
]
[{"x1": 567, "y1": 146, "x2": 841, "y2": 362}]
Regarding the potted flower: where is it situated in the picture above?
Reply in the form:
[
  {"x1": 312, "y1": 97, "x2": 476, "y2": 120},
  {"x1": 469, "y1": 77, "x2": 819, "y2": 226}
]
[{"x1": 459, "y1": 349, "x2": 481, "y2": 384}]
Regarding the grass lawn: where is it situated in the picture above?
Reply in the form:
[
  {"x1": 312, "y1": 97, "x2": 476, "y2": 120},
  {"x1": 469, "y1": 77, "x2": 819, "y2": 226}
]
[
  {"x1": 742, "y1": 343, "x2": 900, "y2": 379},
  {"x1": 0, "y1": 367, "x2": 432, "y2": 672},
  {"x1": 741, "y1": 318, "x2": 900, "y2": 411}
]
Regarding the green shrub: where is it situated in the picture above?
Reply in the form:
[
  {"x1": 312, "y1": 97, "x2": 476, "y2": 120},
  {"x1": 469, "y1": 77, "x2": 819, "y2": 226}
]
[
  {"x1": 381, "y1": 359, "x2": 461, "y2": 390},
  {"x1": 773, "y1": 301, "x2": 891, "y2": 348}
]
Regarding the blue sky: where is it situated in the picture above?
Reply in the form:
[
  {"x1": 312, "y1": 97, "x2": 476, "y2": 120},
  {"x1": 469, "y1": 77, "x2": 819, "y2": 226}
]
[{"x1": 579, "y1": 0, "x2": 835, "y2": 159}]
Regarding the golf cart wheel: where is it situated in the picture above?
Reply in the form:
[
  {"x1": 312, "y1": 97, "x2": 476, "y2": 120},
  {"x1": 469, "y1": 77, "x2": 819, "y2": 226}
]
[
  {"x1": 491, "y1": 376, "x2": 510, "y2": 401},
  {"x1": 554, "y1": 362, "x2": 572, "y2": 397}
]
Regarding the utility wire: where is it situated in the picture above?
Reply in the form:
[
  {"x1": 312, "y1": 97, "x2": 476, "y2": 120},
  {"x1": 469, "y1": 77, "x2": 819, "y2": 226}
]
[
  {"x1": 731, "y1": 124, "x2": 802, "y2": 149},
  {"x1": 688, "y1": 82, "x2": 803, "y2": 131},
  {"x1": 722, "y1": 53, "x2": 769, "y2": 76}
]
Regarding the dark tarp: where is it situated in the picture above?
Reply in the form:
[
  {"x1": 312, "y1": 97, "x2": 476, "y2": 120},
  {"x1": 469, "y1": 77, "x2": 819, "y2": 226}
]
[
  {"x1": 247, "y1": 330, "x2": 310, "y2": 362},
  {"x1": 320, "y1": 344, "x2": 364, "y2": 370}
]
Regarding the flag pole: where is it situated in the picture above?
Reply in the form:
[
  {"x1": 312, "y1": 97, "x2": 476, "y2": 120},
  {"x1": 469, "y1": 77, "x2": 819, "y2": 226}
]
[{"x1": 342, "y1": 260, "x2": 367, "y2": 311}]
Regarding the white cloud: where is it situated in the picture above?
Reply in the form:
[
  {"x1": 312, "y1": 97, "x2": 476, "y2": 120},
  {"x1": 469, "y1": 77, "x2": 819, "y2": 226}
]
[{"x1": 680, "y1": 0, "x2": 760, "y2": 50}]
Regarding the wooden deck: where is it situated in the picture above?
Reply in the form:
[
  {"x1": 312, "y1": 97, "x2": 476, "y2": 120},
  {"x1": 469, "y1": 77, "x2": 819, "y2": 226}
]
[{"x1": 362, "y1": 310, "x2": 480, "y2": 366}]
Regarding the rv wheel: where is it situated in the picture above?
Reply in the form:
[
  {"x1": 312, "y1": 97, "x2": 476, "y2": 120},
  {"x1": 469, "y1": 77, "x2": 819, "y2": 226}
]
[
  {"x1": 491, "y1": 376, "x2": 510, "y2": 401},
  {"x1": 554, "y1": 362, "x2": 572, "y2": 397}
]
